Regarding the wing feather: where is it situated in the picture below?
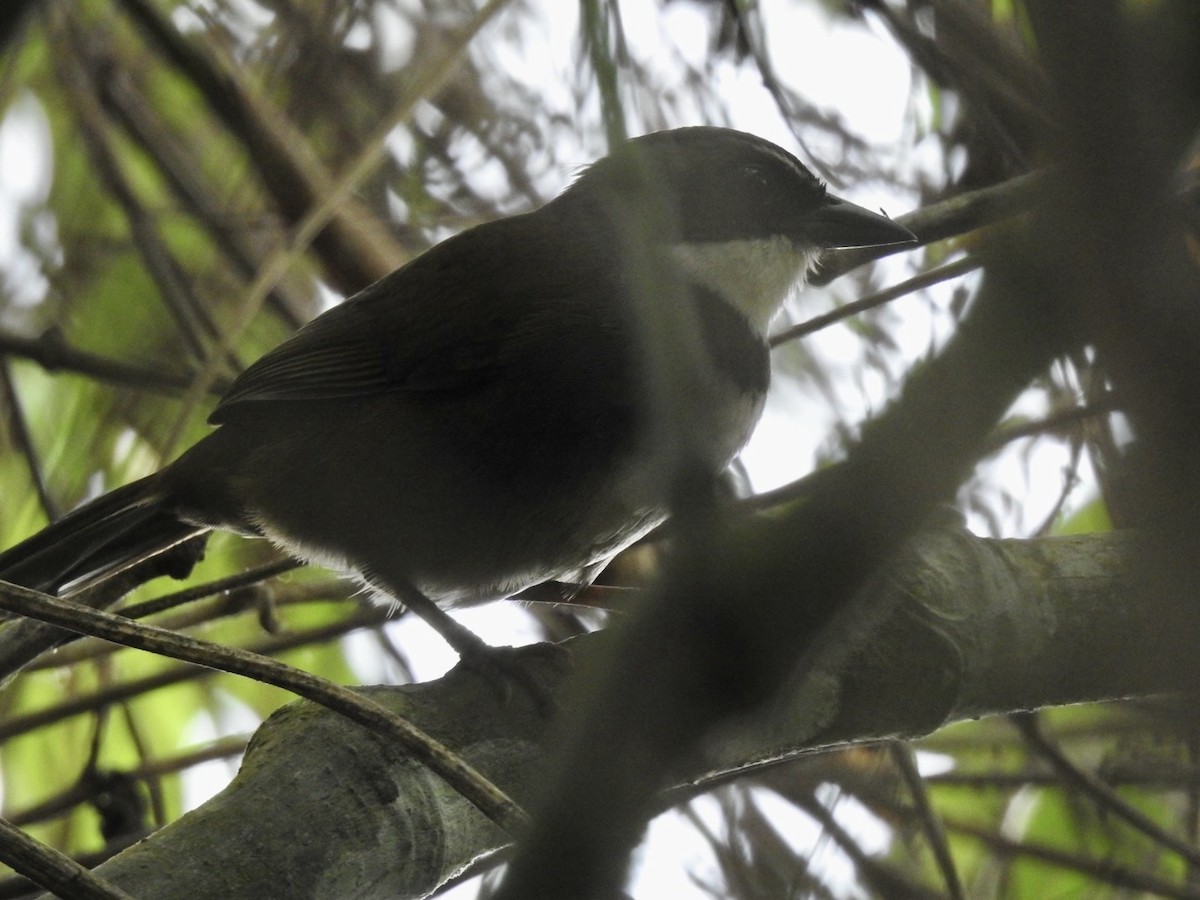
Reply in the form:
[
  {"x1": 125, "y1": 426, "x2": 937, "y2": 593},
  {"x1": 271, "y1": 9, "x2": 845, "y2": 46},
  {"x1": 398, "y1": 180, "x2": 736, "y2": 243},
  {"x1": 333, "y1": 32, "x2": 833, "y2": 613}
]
[{"x1": 209, "y1": 223, "x2": 525, "y2": 424}]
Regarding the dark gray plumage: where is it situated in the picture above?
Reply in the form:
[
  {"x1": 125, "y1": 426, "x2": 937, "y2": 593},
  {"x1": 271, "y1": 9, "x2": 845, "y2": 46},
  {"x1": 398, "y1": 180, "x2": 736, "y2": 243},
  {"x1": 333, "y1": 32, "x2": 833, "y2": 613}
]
[{"x1": 0, "y1": 127, "x2": 915, "y2": 610}]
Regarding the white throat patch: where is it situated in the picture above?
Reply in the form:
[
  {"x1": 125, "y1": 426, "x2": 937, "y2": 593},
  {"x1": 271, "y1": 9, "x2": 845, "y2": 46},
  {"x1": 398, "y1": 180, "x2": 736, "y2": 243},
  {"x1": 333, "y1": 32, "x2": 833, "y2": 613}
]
[{"x1": 671, "y1": 236, "x2": 818, "y2": 336}]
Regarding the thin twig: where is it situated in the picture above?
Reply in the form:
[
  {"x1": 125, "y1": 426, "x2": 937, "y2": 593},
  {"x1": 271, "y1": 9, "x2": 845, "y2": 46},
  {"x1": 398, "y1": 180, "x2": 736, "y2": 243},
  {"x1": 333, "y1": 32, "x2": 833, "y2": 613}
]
[
  {"x1": 0, "y1": 361, "x2": 58, "y2": 520},
  {"x1": 870, "y1": 791, "x2": 1200, "y2": 899},
  {"x1": 984, "y1": 392, "x2": 1120, "y2": 451},
  {"x1": 57, "y1": 28, "x2": 233, "y2": 368},
  {"x1": 95, "y1": 55, "x2": 306, "y2": 329},
  {"x1": 888, "y1": 741, "x2": 963, "y2": 900},
  {"x1": 771, "y1": 256, "x2": 980, "y2": 348},
  {"x1": 117, "y1": 558, "x2": 305, "y2": 620},
  {"x1": 0, "y1": 328, "x2": 227, "y2": 395},
  {"x1": 0, "y1": 814, "x2": 134, "y2": 900},
  {"x1": 9, "y1": 735, "x2": 249, "y2": 828},
  {"x1": 25, "y1": 575, "x2": 348, "y2": 672},
  {"x1": 2, "y1": 604, "x2": 395, "y2": 739},
  {"x1": 113, "y1": 0, "x2": 405, "y2": 292},
  {"x1": 0, "y1": 580, "x2": 530, "y2": 836},
  {"x1": 1013, "y1": 712, "x2": 1200, "y2": 869},
  {"x1": 798, "y1": 792, "x2": 949, "y2": 900}
]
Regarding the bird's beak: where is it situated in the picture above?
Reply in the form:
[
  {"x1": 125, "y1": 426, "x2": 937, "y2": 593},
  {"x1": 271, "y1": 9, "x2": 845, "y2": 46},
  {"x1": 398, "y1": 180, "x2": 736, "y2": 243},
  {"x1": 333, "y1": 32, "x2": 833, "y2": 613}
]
[{"x1": 800, "y1": 195, "x2": 917, "y2": 250}]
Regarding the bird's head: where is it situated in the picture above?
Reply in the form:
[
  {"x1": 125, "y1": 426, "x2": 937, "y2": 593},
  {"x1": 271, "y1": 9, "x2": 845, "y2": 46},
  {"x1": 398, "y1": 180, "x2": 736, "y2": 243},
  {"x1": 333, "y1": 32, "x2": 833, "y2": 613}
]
[{"x1": 563, "y1": 127, "x2": 917, "y2": 334}]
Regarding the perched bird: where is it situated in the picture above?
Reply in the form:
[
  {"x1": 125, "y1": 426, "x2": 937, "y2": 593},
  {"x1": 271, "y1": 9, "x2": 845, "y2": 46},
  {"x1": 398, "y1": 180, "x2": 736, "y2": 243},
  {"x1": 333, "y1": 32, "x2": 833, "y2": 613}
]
[{"x1": 0, "y1": 127, "x2": 914, "y2": 636}]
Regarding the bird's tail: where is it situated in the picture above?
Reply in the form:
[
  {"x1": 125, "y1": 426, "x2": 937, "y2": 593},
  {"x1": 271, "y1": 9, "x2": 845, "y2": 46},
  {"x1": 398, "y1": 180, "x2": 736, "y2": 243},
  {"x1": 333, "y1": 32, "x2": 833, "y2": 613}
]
[{"x1": 0, "y1": 476, "x2": 206, "y2": 595}]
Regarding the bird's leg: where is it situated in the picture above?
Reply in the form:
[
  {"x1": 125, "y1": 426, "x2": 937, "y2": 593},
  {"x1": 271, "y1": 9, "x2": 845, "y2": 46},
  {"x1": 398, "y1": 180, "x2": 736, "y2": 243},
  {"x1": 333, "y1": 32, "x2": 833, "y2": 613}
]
[{"x1": 376, "y1": 573, "x2": 562, "y2": 714}]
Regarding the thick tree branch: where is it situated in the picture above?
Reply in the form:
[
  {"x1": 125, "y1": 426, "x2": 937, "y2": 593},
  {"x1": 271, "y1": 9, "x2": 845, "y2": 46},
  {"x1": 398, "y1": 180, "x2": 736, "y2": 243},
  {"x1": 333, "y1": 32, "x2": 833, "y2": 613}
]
[{"x1": 62, "y1": 527, "x2": 1191, "y2": 900}]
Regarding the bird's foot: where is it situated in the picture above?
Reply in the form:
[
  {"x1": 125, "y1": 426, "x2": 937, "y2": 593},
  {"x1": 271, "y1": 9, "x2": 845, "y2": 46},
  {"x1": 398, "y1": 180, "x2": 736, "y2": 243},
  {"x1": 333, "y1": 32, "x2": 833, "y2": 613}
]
[
  {"x1": 452, "y1": 639, "x2": 569, "y2": 716},
  {"x1": 383, "y1": 575, "x2": 567, "y2": 714}
]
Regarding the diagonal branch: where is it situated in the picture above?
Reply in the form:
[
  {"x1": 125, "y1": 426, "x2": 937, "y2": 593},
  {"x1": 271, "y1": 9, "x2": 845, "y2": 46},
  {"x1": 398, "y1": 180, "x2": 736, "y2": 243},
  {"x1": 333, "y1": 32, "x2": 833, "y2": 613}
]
[{"x1": 0, "y1": 579, "x2": 529, "y2": 837}]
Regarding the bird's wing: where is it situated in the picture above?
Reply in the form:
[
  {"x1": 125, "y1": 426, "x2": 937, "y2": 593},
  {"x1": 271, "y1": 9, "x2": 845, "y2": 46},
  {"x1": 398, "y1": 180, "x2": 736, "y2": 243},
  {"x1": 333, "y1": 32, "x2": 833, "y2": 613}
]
[{"x1": 208, "y1": 223, "x2": 533, "y2": 424}]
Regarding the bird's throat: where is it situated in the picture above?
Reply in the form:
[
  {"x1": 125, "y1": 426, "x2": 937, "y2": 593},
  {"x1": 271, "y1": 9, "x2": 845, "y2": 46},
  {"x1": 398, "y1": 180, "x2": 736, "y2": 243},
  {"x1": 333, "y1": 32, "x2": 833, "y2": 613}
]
[{"x1": 670, "y1": 235, "x2": 817, "y2": 336}]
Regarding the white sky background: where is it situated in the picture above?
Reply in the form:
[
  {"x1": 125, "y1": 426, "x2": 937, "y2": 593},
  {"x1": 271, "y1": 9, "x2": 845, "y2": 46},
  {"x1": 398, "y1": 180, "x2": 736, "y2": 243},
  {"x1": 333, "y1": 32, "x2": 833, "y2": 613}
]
[{"x1": 0, "y1": 1, "x2": 1098, "y2": 897}]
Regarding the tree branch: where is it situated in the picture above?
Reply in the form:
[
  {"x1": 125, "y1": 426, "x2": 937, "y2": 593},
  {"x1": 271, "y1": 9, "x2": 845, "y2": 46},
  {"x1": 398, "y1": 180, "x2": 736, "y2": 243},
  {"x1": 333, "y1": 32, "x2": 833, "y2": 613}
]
[{"x1": 66, "y1": 526, "x2": 1196, "y2": 899}]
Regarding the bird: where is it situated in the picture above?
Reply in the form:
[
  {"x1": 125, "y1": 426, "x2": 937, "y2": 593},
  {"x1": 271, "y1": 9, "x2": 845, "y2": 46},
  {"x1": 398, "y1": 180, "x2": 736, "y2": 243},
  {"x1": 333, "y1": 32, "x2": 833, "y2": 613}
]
[{"x1": 0, "y1": 126, "x2": 915, "y2": 651}]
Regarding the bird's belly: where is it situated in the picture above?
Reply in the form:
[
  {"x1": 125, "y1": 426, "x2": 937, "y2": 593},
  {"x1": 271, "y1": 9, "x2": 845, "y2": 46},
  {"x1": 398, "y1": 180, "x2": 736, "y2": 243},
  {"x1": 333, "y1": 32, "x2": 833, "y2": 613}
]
[
  {"x1": 221, "y1": 381, "x2": 763, "y2": 606},
  {"x1": 249, "y1": 460, "x2": 667, "y2": 606}
]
